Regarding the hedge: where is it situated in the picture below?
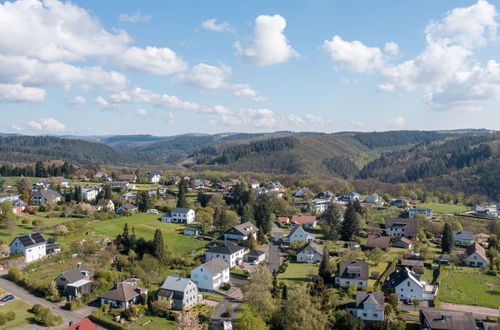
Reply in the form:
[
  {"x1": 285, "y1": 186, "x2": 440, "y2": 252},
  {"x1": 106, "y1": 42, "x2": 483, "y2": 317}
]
[
  {"x1": 0, "y1": 253, "x2": 23, "y2": 262},
  {"x1": 89, "y1": 312, "x2": 126, "y2": 330},
  {"x1": 374, "y1": 260, "x2": 397, "y2": 289}
]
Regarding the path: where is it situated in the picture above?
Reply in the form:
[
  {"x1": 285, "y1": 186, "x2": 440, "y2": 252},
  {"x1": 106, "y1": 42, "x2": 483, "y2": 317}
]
[{"x1": 439, "y1": 302, "x2": 500, "y2": 317}]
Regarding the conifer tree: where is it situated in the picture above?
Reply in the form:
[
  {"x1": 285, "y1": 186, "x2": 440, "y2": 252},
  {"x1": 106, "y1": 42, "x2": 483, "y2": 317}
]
[
  {"x1": 318, "y1": 247, "x2": 331, "y2": 283},
  {"x1": 322, "y1": 203, "x2": 341, "y2": 240},
  {"x1": 442, "y1": 223, "x2": 454, "y2": 253},
  {"x1": 176, "y1": 178, "x2": 188, "y2": 208},
  {"x1": 152, "y1": 229, "x2": 168, "y2": 264}
]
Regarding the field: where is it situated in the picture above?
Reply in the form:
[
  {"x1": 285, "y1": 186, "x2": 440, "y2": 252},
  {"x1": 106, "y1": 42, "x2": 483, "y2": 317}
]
[
  {"x1": 438, "y1": 267, "x2": 500, "y2": 308},
  {"x1": 278, "y1": 263, "x2": 318, "y2": 284},
  {"x1": 419, "y1": 203, "x2": 468, "y2": 214},
  {"x1": 0, "y1": 299, "x2": 33, "y2": 330}
]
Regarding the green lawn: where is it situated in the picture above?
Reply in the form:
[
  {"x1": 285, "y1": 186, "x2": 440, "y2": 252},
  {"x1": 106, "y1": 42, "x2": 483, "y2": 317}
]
[
  {"x1": 25, "y1": 258, "x2": 86, "y2": 287},
  {"x1": 278, "y1": 263, "x2": 318, "y2": 284},
  {"x1": 0, "y1": 299, "x2": 33, "y2": 330},
  {"x1": 438, "y1": 267, "x2": 500, "y2": 308},
  {"x1": 419, "y1": 203, "x2": 468, "y2": 214},
  {"x1": 129, "y1": 316, "x2": 177, "y2": 329}
]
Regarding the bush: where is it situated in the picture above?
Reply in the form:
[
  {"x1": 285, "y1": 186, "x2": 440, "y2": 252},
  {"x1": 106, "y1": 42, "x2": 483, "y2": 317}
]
[
  {"x1": 220, "y1": 282, "x2": 231, "y2": 291},
  {"x1": 89, "y1": 311, "x2": 126, "y2": 330},
  {"x1": 66, "y1": 300, "x2": 77, "y2": 311},
  {"x1": 21, "y1": 219, "x2": 29, "y2": 225},
  {"x1": 33, "y1": 306, "x2": 62, "y2": 327},
  {"x1": 278, "y1": 262, "x2": 289, "y2": 274},
  {"x1": 149, "y1": 300, "x2": 171, "y2": 317},
  {"x1": 5, "y1": 311, "x2": 15, "y2": 321}
]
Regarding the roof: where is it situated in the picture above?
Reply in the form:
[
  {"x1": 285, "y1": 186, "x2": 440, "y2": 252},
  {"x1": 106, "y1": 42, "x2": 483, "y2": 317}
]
[
  {"x1": 355, "y1": 291, "x2": 384, "y2": 310},
  {"x1": 100, "y1": 282, "x2": 145, "y2": 302},
  {"x1": 206, "y1": 242, "x2": 244, "y2": 255},
  {"x1": 400, "y1": 259, "x2": 424, "y2": 268},
  {"x1": 291, "y1": 215, "x2": 317, "y2": 225},
  {"x1": 337, "y1": 261, "x2": 368, "y2": 280},
  {"x1": 452, "y1": 231, "x2": 474, "y2": 241},
  {"x1": 117, "y1": 174, "x2": 137, "y2": 181},
  {"x1": 172, "y1": 208, "x2": 193, "y2": 214},
  {"x1": 60, "y1": 267, "x2": 90, "y2": 283},
  {"x1": 161, "y1": 276, "x2": 194, "y2": 292},
  {"x1": 230, "y1": 222, "x2": 259, "y2": 236},
  {"x1": 297, "y1": 242, "x2": 323, "y2": 256},
  {"x1": 288, "y1": 225, "x2": 315, "y2": 239},
  {"x1": 465, "y1": 242, "x2": 487, "y2": 261},
  {"x1": 97, "y1": 199, "x2": 113, "y2": 206},
  {"x1": 384, "y1": 218, "x2": 417, "y2": 237},
  {"x1": 64, "y1": 318, "x2": 98, "y2": 330},
  {"x1": 198, "y1": 258, "x2": 229, "y2": 275},
  {"x1": 119, "y1": 203, "x2": 137, "y2": 211},
  {"x1": 11, "y1": 232, "x2": 46, "y2": 248},
  {"x1": 387, "y1": 267, "x2": 422, "y2": 288},
  {"x1": 277, "y1": 216, "x2": 289, "y2": 223},
  {"x1": 32, "y1": 189, "x2": 62, "y2": 200},
  {"x1": 365, "y1": 235, "x2": 391, "y2": 249},
  {"x1": 246, "y1": 250, "x2": 265, "y2": 257},
  {"x1": 67, "y1": 279, "x2": 91, "y2": 288},
  {"x1": 393, "y1": 237, "x2": 412, "y2": 246},
  {"x1": 419, "y1": 308, "x2": 476, "y2": 330}
]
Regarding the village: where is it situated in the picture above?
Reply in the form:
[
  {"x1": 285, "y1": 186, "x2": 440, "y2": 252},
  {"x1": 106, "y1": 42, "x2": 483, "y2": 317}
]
[{"x1": 0, "y1": 169, "x2": 498, "y2": 330}]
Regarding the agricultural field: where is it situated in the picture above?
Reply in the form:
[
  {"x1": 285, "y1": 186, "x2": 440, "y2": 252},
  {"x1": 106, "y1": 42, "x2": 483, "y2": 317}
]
[
  {"x1": 0, "y1": 299, "x2": 33, "y2": 330},
  {"x1": 438, "y1": 266, "x2": 500, "y2": 308},
  {"x1": 278, "y1": 263, "x2": 318, "y2": 284},
  {"x1": 419, "y1": 203, "x2": 469, "y2": 214}
]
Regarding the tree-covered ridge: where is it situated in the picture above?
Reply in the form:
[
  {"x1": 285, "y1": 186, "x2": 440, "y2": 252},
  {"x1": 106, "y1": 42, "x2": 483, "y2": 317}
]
[
  {"x1": 353, "y1": 131, "x2": 449, "y2": 149},
  {"x1": 323, "y1": 155, "x2": 359, "y2": 179}
]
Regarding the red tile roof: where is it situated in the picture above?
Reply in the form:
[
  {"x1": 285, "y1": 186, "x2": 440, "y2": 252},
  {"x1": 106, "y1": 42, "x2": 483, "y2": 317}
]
[
  {"x1": 291, "y1": 215, "x2": 316, "y2": 225},
  {"x1": 64, "y1": 318, "x2": 98, "y2": 330},
  {"x1": 277, "y1": 216, "x2": 289, "y2": 223}
]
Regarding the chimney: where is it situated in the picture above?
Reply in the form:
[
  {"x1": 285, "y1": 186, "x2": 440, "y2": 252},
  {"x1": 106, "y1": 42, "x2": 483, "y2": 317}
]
[
  {"x1": 77, "y1": 262, "x2": 82, "y2": 269},
  {"x1": 69, "y1": 321, "x2": 73, "y2": 326}
]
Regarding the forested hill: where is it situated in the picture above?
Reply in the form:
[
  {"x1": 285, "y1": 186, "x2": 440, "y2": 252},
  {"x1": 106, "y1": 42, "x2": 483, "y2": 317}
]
[{"x1": 0, "y1": 136, "x2": 140, "y2": 165}]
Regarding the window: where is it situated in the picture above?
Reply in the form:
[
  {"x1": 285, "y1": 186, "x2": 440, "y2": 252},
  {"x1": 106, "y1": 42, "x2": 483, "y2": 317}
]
[
  {"x1": 373, "y1": 314, "x2": 378, "y2": 317},
  {"x1": 410, "y1": 289, "x2": 413, "y2": 292},
  {"x1": 407, "y1": 281, "x2": 410, "y2": 287},
  {"x1": 363, "y1": 313, "x2": 367, "y2": 317}
]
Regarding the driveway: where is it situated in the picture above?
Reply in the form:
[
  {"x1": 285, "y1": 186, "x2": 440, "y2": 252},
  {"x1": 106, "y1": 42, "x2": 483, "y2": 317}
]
[
  {"x1": 439, "y1": 302, "x2": 500, "y2": 318},
  {"x1": 209, "y1": 297, "x2": 241, "y2": 330}
]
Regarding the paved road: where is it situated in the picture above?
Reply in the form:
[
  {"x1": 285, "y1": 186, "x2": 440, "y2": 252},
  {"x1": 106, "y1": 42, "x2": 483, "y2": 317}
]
[
  {"x1": 209, "y1": 298, "x2": 241, "y2": 330},
  {"x1": 268, "y1": 223, "x2": 285, "y2": 273},
  {"x1": 440, "y1": 302, "x2": 500, "y2": 318},
  {"x1": 0, "y1": 272, "x2": 95, "y2": 329}
]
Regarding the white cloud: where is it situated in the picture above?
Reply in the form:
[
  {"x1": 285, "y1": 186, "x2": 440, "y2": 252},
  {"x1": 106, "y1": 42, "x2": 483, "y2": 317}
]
[
  {"x1": 11, "y1": 124, "x2": 21, "y2": 132},
  {"x1": 384, "y1": 42, "x2": 400, "y2": 56},
  {"x1": 117, "y1": 46, "x2": 187, "y2": 75},
  {"x1": 119, "y1": 10, "x2": 151, "y2": 23},
  {"x1": 96, "y1": 96, "x2": 109, "y2": 106},
  {"x1": 68, "y1": 96, "x2": 87, "y2": 105},
  {"x1": 235, "y1": 14, "x2": 298, "y2": 66},
  {"x1": 175, "y1": 63, "x2": 230, "y2": 89},
  {"x1": 201, "y1": 18, "x2": 234, "y2": 33},
  {"x1": 390, "y1": 116, "x2": 406, "y2": 128},
  {"x1": 231, "y1": 84, "x2": 267, "y2": 102},
  {"x1": 286, "y1": 113, "x2": 331, "y2": 126},
  {"x1": 350, "y1": 120, "x2": 365, "y2": 127},
  {"x1": 135, "y1": 108, "x2": 147, "y2": 116},
  {"x1": 214, "y1": 108, "x2": 277, "y2": 127},
  {"x1": 164, "y1": 112, "x2": 175, "y2": 124},
  {"x1": 28, "y1": 118, "x2": 66, "y2": 132},
  {"x1": 0, "y1": 83, "x2": 45, "y2": 102},
  {"x1": 109, "y1": 87, "x2": 201, "y2": 111}
]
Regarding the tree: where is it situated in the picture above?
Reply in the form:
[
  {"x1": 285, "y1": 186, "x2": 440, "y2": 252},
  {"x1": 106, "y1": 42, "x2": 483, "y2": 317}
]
[
  {"x1": 151, "y1": 229, "x2": 168, "y2": 264},
  {"x1": 104, "y1": 184, "x2": 112, "y2": 200},
  {"x1": 241, "y1": 204, "x2": 255, "y2": 224},
  {"x1": 241, "y1": 265, "x2": 275, "y2": 321},
  {"x1": 321, "y1": 203, "x2": 341, "y2": 240},
  {"x1": 318, "y1": 247, "x2": 331, "y2": 283},
  {"x1": 176, "y1": 312, "x2": 202, "y2": 330},
  {"x1": 55, "y1": 224, "x2": 68, "y2": 236},
  {"x1": 254, "y1": 194, "x2": 273, "y2": 235},
  {"x1": 412, "y1": 298, "x2": 420, "y2": 311},
  {"x1": 196, "y1": 210, "x2": 213, "y2": 233},
  {"x1": 219, "y1": 210, "x2": 240, "y2": 231},
  {"x1": 136, "y1": 191, "x2": 151, "y2": 212},
  {"x1": 442, "y1": 223, "x2": 454, "y2": 253},
  {"x1": 176, "y1": 178, "x2": 188, "y2": 208},
  {"x1": 248, "y1": 233, "x2": 258, "y2": 250},
  {"x1": 234, "y1": 305, "x2": 268, "y2": 330},
  {"x1": 341, "y1": 202, "x2": 362, "y2": 241},
  {"x1": 35, "y1": 162, "x2": 46, "y2": 177},
  {"x1": 387, "y1": 293, "x2": 399, "y2": 310},
  {"x1": 0, "y1": 178, "x2": 5, "y2": 193},
  {"x1": 365, "y1": 248, "x2": 384, "y2": 265},
  {"x1": 332, "y1": 309, "x2": 363, "y2": 330}
]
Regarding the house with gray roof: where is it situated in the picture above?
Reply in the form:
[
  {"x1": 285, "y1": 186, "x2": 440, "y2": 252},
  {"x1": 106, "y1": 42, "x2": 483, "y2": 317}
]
[
  {"x1": 30, "y1": 189, "x2": 62, "y2": 206},
  {"x1": 285, "y1": 225, "x2": 315, "y2": 244},
  {"x1": 224, "y1": 222, "x2": 259, "y2": 241},
  {"x1": 335, "y1": 261, "x2": 369, "y2": 288},
  {"x1": 346, "y1": 291, "x2": 384, "y2": 321},
  {"x1": 191, "y1": 258, "x2": 230, "y2": 291},
  {"x1": 115, "y1": 203, "x2": 138, "y2": 215},
  {"x1": 296, "y1": 242, "x2": 323, "y2": 263},
  {"x1": 160, "y1": 208, "x2": 195, "y2": 224},
  {"x1": 55, "y1": 263, "x2": 92, "y2": 298},
  {"x1": 100, "y1": 281, "x2": 147, "y2": 308},
  {"x1": 145, "y1": 171, "x2": 162, "y2": 183},
  {"x1": 205, "y1": 243, "x2": 246, "y2": 268},
  {"x1": 419, "y1": 308, "x2": 476, "y2": 330},
  {"x1": 452, "y1": 231, "x2": 474, "y2": 245},
  {"x1": 158, "y1": 276, "x2": 199, "y2": 310},
  {"x1": 386, "y1": 267, "x2": 437, "y2": 301}
]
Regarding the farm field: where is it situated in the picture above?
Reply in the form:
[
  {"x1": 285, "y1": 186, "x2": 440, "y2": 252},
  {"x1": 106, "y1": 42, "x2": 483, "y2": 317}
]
[
  {"x1": 419, "y1": 203, "x2": 468, "y2": 214},
  {"x1": 278, "y1": 263, "x2": 317, "y2": 284},
  {"x1": 438, "y1": 266, "x2": 500, "y2": 308},
  {"x1": 0, "y1": 299, "x2": 33, "y2": 330}
]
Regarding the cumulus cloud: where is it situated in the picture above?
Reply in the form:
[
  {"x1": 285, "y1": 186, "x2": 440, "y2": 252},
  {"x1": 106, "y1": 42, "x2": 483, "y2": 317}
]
[
  {"x1": 164, "y1": 112, "x2": 175, "y2": 124},
  {"x1": 109, "y1": 87, "x2": 201, "y2": 111},
  {"x1": 212, "y1": 108, "x2": 277, "y2": 127},
  {"x1": 202, "y1": 18, "x2": 234, "y2": 33},
  {"x1": 175, "y1": 63, "x2": 231, "y2": 89},
  {"x1": 0, "y1": 83, "x2": 45, "y2": 102},
  {"x1": 28, "y1": 118, "x2": 66, "y2": 132},
  {"x1": 235, "y1": 14, "x2": 298, "y2": 66},
  {"x1": 231, "y1": 84, "x2": 267, "y2": 102},
  {"x1": 96, "y1": 96, "x2": 109, "y2": 106},
  {"x1": 68, "y1": 96, "x2": 87, "y2": 105},
  {"x1": 350, "y1": 120, "x2": 365, "y2": 127},
  {"x1": 390, "y1": 116, "x2": 406, "y2": 128},
  {"x1": 135, "y1": 108, "x2": 147, "y2": 116},
  {"x1": 116, "y1": 46, "x2": 187, "y2": 75},
  {"x1": 119, "y1": 10, "x2": 151, "y2": 23}
]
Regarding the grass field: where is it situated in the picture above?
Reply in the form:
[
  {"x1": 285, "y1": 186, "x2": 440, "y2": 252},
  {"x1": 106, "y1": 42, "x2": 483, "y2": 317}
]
[
  {"x1": 130, "y1": 316, "x2": 177, "y2": 329},
  {"x1": 419, "y1": 203, "x2": 468, "y2": 214},
  {"x1": 278, "y1": 263, "x2": 317, "y2": 284},
  {"x1": 0, "y1": 299, "x2": 33, "y2": 330},
  {"x1": 438, "y1": 267, "x2": 500, "y2": 308}
]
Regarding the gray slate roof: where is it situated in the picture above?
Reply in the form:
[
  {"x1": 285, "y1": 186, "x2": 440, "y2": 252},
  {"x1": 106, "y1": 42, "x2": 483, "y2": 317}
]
[
  {"x1": 161, "y1": 275, "x2": 194, "y2": 292},
  {"x1": 100, "y1": 282, "x2": 145, "y2": 302},
  {"x1": 452, "y1": 231, "x2": 474, "y2": 241},
  {"x1": 206, "y1": 242, "x2": 244, "y2": 255},
  {"x1": 230, "y1": 222, "x2": 259, "y2": 236},
  {"x1": 297, "y1": 242, "x2": 323, "y2": 256},
  {"x1": 60, "y1": 267, "x2": 90, "y2": 283},
  {"x1": 199, "y1": 258, "x2": 229, "y2": 275},
  {"x1": 32, "y1": 189, "x2": 62, "y2": 200},
  {"x1": 419, "y1": 308, "x2": 476, "y2": 330},
  {"x1": 386, "y1": 267, "x2": 420, "y2": 288},
  {"x1": 356, "y1": 291, "x2": 384, "y2": 310},
  {"x1": 337, "y1": 261, "x2": 368, "y2": 280},
  {"x1": 384, "y1": 218, "x2": 417, "y2": 237}
]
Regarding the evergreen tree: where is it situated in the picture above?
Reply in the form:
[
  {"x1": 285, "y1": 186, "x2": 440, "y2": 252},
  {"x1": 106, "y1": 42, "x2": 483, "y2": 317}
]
[
  {"x1": 129, "y1": 227, "x2": 137, "y2": 252},
  {"x1": 442, "y1": 223, "x2": 454, "y2": 253},
  {"x1": 35, "y1": 161, "x2": 46, "y2": 177},
  {"x1": 137, "y1": 191, "x2": 151, "y2": 212},
  {"x1": 321, "y1": 203, "x2": 341, "y2": 240},
  {"x1": 318, "y1": 247, "x2": 331, "y2": 283},
  {"x1": 241, "y1": 204, "x2": 255, "y2": 224},
  {"x1": 104, "y1": 184, "x2": 112, "y2": 200},
  {"x1": 151, "y1": 229, "x2": 168, "y2": 264},
  {"x1": 281, "y1": 284, "x2": 288, "y2": 300},
  {"x1": 176, "y1": 178, "x2": 188, "y2": 208},
  {"x1": 121, "y1": 223, "x2": 130, "y2": 252},
  {"x1": 271, "y1": 271, "x2": 279, "y2": 298},
  {"x1": 254, "y1": 194, "x2": 272, "y2": 235},
  {"x1": 341, "y1": 202, "x2": 361, "y2": 241}
]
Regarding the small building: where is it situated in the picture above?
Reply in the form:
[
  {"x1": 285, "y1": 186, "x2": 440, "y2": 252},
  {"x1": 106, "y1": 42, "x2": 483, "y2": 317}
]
[
  {"x1": 335, "y1": 261, "x2": 369, "y2": 288},
  {"x1": 224, "y1": 222, "x2": 259, "y2": 242},
  {"x1": 117, "y1": 174, "x2": 137, "y2": 183},
  {"x1": 115, "y1": 203, "x2": 138, "y2": 215},
  {"x1": 145, "y1": 171, "x2": 162, "y2": 184},
  {"x1": 30, "y1": 189, "x2": 62, "y2": 206},
  {"x1": 64, "y1": 318, "x2": 98, "y2": 330},
  {"x1": 364, "y1": 193, "x2": 379, "y2": 204},
  {"x1": 475, "y1": 204, "x2": 498, "y2": 218},
  {"x1": 338, "y1": 192, "x2": 360, "y2": 202},
  {"x1": 386, "y1": 267, "x2": 437, "y2": 301},
  {"x1": 160, "y1": 208, "x2": 195, "y2": 224},
  {"x1": 184, "y1": 227, "x2": 201, "y2": 236},
  {"x1": 291, "y1": 215, "x2": 317, "y2": 229},
  {"x1": 285, "y1": 225, "x2": 315, "y2": 244},
  {"x1": 205, "y1": 243, "x2": 246, "y2": 268},
  {"x1": 310, "y1": 199, "x2": 331, "y2": 213},
  {"x1": 158, "y1": 276, "x2": 198, "y2": 310},
  {"x1": 244, "y1": 250, "x2": 266, "y2": 264},
  {"x1": 399, "y1": 259, "x2": 424, "y2": 270},
  {"x1": 344, "y1": 241, "x2": 360, "y2": 249},
  {"x1": 405, "y1": 208, "x2": 433, "y2": 219},
  {"x1": 419, "y1": 308, "x2": 476, "y2": 330},
  {"x1": 277, "y1": 216, "x2": 290, "y2": 224},
  {"x1": 81, "y1": 188, "x2": 99, "y2": 201},
  {"x1": 384, "y1": 218, "x2": 417, "y2": 239},
  {"x1": 55, "y1": 263, "x2": 92, "y2": 298},
  {"x1": 315, "y1": 191, "x2": 335, "y2": 200},
  {"x1": 191, "y1": 258, "x2": 230, "y2": 291},
  {"x1": 391, "y1": 237, "x2": 412, "y2": 250},
  {"x1": 464, "y1": 242, "x2": 488, "y2": 268},
  {"x1": 294, "y1": 188, "x2": 311, "y2": 198},
  {"x1": 346, "y1": 291, "x2": 384, "y2": 322},
  {"x1": 96, "y1": 199, "x2": 114, "y2": 212},
  {"x1": 365, "y1": 235, "x2": 391, "y2": 251},
  {"x1": 452, "y1": 231, "x2": 474, "y2": 245},
  {"x1": 99, "y1": 282, "x2": 147, "y2": 308},
  {"x1": 10, "y1": 232, "x2": 46, "y2": 263},
  {"x1": 248, "y1": 179, "x2": 260, "y2": 189},
  {"x1": 296, "y1": 242, "x2": 323, "y2": 263}
]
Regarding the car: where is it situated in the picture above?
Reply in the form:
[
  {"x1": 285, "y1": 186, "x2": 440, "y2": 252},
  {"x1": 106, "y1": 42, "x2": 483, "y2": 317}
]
[{"x1": 1, "y1": 295, "x2": 14, "y2": 302}]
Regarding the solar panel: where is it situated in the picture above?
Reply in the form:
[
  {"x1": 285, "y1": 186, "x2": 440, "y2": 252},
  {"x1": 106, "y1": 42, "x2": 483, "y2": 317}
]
[
  {"x1": 19, "y1": 236, "x2": 34, "y2": 246},
  {"x1": 31, "y1": 233, "x2": 45, "y2": 243}
]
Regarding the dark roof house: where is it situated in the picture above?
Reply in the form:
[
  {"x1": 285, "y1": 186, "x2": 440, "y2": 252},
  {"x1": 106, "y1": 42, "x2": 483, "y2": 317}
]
[
  {"x1": 337, "y1": 261, "x2": 369, "y2": 281},
  {"x1": 206, "y1": 243, "x2": 244, "y2": 255},
  {"x1": 365, "y1": 235, "x2": 391, "y2": 251},
  {"x1": 384, "y1": 218, "x2": 417, "y2": 238},
  {"x1": 419, "y1": 308, "x2": 476, "y2": 330},
  {"x1": 10, "y1": 232, "x2": 46, "y2": 248}
]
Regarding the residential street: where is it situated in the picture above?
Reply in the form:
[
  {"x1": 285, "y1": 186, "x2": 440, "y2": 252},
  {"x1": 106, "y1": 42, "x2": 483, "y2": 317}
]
[
  {"x1": 268, "y1": 223, "x2": 285, "y2": 273},
  {"x1": 209, "y1": 284, "x2": 243, "y2": 330}
]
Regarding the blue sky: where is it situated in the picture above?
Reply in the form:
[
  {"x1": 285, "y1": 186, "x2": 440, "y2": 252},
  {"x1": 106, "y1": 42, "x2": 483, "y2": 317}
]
[{"x1": 0, "y1": 0, "x2": 499, "y2": 135}]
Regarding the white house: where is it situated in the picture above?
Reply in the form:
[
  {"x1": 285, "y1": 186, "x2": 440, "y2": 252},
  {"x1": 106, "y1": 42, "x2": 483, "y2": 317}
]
[
  {"x1": 291, "y1": 215, "x2": 317, "y2": 229},
  {"x1": 145, "y1": 171, "x2": 162, "y2": 184},
  {"x1": 452, "y1": 231, "x2": 474, "y2": 245},
  {"x1": 205, "y1": 243, "x2": 245, "y2": 268},
  {"x1": 81, "y1": 188, "x2": 99, "y2": 201},
  {"x1": 364, "y1": 193, "x2": 380, "y2": 204},
  {"x1": 347, "y1": 291, "x2": 384, "y2": 322},
  {"x1": 244, "y1": 250, "x2": 266, "y2": 264},
  {"x1": 296, "y1": 242, "x2": 323, "y2": 263},
  {"x1": 335, "y1": 261, "x2": 369, "y2": 288},
  {"x1": 191, "y1": 258, "x2": 230, "y2": 291},
  {"x1": 387, "y1": 267, "x2": 437, "y2": 301},
  {"x1": 475, "y1": 204, "x2": 498, "y2": 218},
  {"x1": 310, "y1": 199, "x2": 331, "y2": 213},
  {"x1": 157, "y1": 276, "x2": 199, "y2": 310},
  {"x1": 183, "y1": 227, "x2": 201, "y2": 236},
  {"x1": 100, "y1": 281, "x2": 147, "y2": 308},
  {"x1": 97, "y1": 199, "x2": 115, "y2": 212},
  {"x1": 464, "y1": 242, "x2": 488, "y2": 268},
  {"x1": 406, "y1": 208, "x2": 433, "y2": 219},
  {"x1": 224, "y1": 222, "x2": 258, "y2": 241},
  {"x1": 160, "y1": 208, "x2": 195, "y2": 224},
  {"x1": 285, "y1": 225, "x2": 315, "y2": 244},
  {"x1": 9, "y1": 232, "x2": 46, "y2": 262},
  {"x1": 30, "y1": 189, "x2": 62, "y2": 206}
]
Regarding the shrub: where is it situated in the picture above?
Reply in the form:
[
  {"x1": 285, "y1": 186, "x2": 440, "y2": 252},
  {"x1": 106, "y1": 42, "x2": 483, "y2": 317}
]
[
  {"x1": 33, "y1": 306, "x2": 62, "y2": 327},
  {"x1": 149, "y1": 300, "x2": 171, "y2": 317},
  {"x1": 5, "y1": 311, "x2": 15, "y2": 321},
  {"x1": 220, "y1": 282, "x2": 231, "y2": 291},
  {"x1": 66, "y1": 300, "x2": 77, "y2": 311},
  {"x1": 21, "y1": 219, "x2": 29, "y2": 225},
  {"x1": 31, "y1": 304, "x2": 43, "y2": 314}
]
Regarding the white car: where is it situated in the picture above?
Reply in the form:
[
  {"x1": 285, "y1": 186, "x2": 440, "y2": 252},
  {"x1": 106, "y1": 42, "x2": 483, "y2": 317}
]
[{"x1": 146, "y1": 209, "x2": 159, "y2": 214}]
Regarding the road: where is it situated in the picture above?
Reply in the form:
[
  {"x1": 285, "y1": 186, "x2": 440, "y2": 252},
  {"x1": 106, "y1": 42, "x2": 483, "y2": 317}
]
[
  {"x1": 0, "y1": 272, "x2": 95, "y2": 329},
  {"x1": 268, "y1": 223, "x2": 285, "y2": 273}
]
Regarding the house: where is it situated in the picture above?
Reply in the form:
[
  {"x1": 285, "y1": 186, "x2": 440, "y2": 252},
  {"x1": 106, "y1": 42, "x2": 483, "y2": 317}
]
[
  {"x1": 384, "y1": 218, "x2": 417, "y2": 238},
  {"x1": 464, "y1": 242, "x2": 488, "y2": 267},
  {"x1": 158, "y1": 276, "x2": 198, "y2": 310},
  {"x1": 390, "y1": 198, "x2": 408, "y2": 207},
  {"x1": 475, "y1": 204, "x2": 498, "y2": 218},
  {"x1": 99, "y1": 281, "x2": 147, "y2": 308},
  {"x1": 81, "y1": 188, "x2": 98, "y2": 201},
  {"x1": 224, "y1": 222, "x2": 258, "y2": 241},
  {"x1": 10, "y1": 232, "x2": 46, "y2": 262},
  {"x1": 291, "y1": 215, "x2": 317, "y2": 229},
  {"x1": 254, "y1": 187, "x2": 268, "y2": 195},
  {"x1": 474, "y1": 233, "x2": 490, "y2": 246},
  {"x1": 145, "y1": 171, "x2": 162, "y2": 184},
  {"x1": 296, "y1": 242, "x2": 323, "y2": 263},
  {"x1": 0, "y1": 195, "x2": 26, "y2": 214},
  {"x1": 64, "y1": 318, "x2": 98, "y2": 330},
  {"x1": 285, "y1": 225, "x2": 315, "y2": 243},
  {"x1": 191, "y1": 258, "x2": 230, "y2": 291},
  {"x1": 117, "y1": 174, "x2": 137, "y2": 183},
  {"x1": 310, "y1": 199, "x2": 331, "y2": 213},
  {"x1": 247, "y1": 179, "x2": 260, "y2": 189},
  {"x1": 315, "y1": 191, "x2": 335, "y2": 199},
  {"x1": 160, "y1": 208, "x2": 195, "y2": 224},
  {"x1": 405, "y1": 208, "x2": 433, "y2": 219},
  {"x1": 30, "y1": 189, "x2": 62, "y2": 205},
  {"x1": 268, "y1": 182, "x2": 284, "y2": 191},
  {"x1": 344, "y1": 241, "x2": 361, "y2": 249},
  {"x1": 115, "y1": 203, "x2": 138, "y2": 215},
  {"x1": 294, "y1": 188, "x2": 310, "y2": 198},
  {"x1": 391, "y1": 237, "x2": 413, "y2": 249},
  {"x1": 346, "y1": 291, "x2": 384, "y2": 322},
  {"x1": 338, "y1": 192, "x2": 360, "y2": 202},
  {"x1": 399, "y1": 259, "x2": 424, "y2": 270},
  {"x1": 244, "y1": 250, "x2": 266, "y2": 264},
  {"x1": 55, "y1": 263, "x2": 92, "y2": 298},
  {"x1": 365, "y1": 235, "x2": 391, "y2": 251},
  {"x1": 94, "y1": 172, "x2": 107, "y2": 180},
  {"x1": 364, "y1": 193, "x2": 380, "y2": 204},
  {"x1": 96, "y1": 199, "x2": 115, "y2": 212},
  {"x1": 419, "y1": 308, "x2": 476, "y2": 330},
  {"x1": 452, "y1": 231, "x2": 474, "y2": 245},
  {"x1": 386, "y1": 267, "x2": 437, "y2": 301},
  {"x1": 335, "y1": 261, "x2": 369, "y2": 288},
  {"x1": 184, "y1": 227, "x2": 201, "y2": 236},
  {"x1": 205, "y1": 243, "x2": 246, "y2": 268},
  {"x1": 109, "y1": 181, "x2": 129, "y2": 189},
  {"x1": 277, "y1": 216, "x2": 290, "y2": 224}
]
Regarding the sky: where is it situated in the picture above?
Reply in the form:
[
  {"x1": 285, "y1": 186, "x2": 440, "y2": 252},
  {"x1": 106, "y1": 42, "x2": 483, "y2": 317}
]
[{"x1": 1, "y1": 0, "x2": 500, "y2": 136}]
